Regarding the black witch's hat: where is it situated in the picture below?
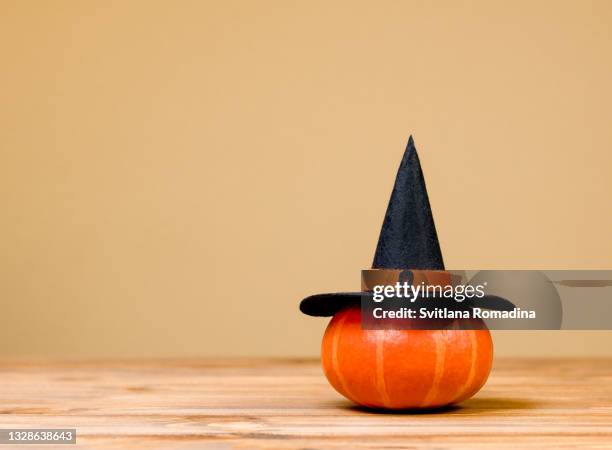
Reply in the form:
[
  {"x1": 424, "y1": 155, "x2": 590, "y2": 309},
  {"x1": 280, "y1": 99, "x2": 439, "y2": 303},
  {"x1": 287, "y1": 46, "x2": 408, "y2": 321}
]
[{"x1": 300, "y1": 136, "x2": 512, "y2": 317}]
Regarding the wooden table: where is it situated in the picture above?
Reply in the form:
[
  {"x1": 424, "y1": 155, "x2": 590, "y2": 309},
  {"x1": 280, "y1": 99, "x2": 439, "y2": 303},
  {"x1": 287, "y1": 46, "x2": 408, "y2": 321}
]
[{"x1": 0, "y1": 358, "x2": 611, "y2": 449}]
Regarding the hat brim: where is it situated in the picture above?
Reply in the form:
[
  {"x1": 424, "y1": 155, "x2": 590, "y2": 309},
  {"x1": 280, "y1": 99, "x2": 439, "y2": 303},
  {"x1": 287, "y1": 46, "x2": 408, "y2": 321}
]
[
  {"x1": 300, "y1": 292, "x2": 515, "y2": 317},
  {"x1": 300, "y1": 292, "x2": 362, "y2": 316}
]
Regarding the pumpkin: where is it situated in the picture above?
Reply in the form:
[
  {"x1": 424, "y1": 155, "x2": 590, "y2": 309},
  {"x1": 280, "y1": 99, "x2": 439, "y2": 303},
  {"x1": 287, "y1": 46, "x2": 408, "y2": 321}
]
[{"x1": 321, "y1": 306, "x2": 493, "y2": 409}]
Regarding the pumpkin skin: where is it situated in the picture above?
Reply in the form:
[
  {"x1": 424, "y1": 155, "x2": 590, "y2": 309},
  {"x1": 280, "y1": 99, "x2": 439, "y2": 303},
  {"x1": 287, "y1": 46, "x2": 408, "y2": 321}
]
[{"x1": 321, "y1": 306, "x2": 493, "y2": 409}]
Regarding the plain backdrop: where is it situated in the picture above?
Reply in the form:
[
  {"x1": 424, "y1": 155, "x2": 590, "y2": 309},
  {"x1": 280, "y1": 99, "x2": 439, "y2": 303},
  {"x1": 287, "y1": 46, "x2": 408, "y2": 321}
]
[{"x1": 1, "y1": 0, "x2": 611, "y2": 357}]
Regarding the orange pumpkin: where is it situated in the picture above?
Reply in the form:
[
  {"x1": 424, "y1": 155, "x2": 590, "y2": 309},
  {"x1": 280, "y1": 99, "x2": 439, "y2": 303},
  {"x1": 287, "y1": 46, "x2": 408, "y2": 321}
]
[{"x1": 321, "y1": 306, "x2": 493, "y2": 409}]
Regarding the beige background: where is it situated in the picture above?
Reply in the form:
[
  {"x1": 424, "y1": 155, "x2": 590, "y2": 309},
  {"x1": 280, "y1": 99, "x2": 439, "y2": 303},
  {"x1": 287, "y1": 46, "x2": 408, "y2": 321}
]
[{"x1": 1, "y1": 0, "x2": 611, "y2": 358}]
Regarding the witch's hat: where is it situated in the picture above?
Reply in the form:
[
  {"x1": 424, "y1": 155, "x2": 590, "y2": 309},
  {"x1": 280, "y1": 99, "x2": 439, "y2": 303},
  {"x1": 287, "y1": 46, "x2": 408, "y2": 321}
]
[{"x1": 300, "y1": 136, "x2": 511, "y2": 317}]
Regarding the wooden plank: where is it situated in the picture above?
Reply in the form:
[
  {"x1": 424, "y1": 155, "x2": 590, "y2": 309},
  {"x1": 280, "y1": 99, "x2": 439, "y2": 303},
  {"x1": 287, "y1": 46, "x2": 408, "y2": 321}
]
[{"x1": 0, "y1": 358, "x2": 611, "y2": 449}]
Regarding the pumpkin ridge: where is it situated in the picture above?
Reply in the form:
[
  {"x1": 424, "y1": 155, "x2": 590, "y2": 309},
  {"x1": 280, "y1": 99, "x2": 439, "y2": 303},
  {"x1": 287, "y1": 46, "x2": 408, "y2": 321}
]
[
  {"x1": 420, "y1": 331, "x2": 446, "y2": 407},
  {"x1": 375, "y1": 331, "x2": 392, "y2": 408},
  {"x1": 331, "y1": 314, "x2": 357, "y2": 403},
  {"x1": 453, "y1": 329, "x2": 478, "y2": 403}
]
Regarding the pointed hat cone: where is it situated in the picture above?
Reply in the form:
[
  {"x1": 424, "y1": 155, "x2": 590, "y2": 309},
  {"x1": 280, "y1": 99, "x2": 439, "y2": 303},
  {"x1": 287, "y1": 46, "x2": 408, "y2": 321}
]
[{"x1": 372, "y1": 136, "x2": 444, "y2": 270}]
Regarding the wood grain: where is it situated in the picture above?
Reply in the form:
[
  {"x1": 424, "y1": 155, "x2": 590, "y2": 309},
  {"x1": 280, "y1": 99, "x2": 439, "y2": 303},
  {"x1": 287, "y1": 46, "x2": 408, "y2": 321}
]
[{"x1": 0, "y1": 358, "x2": 611, "y2": 449}]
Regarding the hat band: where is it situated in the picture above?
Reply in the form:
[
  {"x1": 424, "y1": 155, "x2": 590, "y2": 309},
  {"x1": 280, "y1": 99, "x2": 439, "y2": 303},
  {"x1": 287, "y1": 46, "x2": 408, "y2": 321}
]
[{"x1": 361, "y1": 269, "x2": 463, "y2": 292}]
